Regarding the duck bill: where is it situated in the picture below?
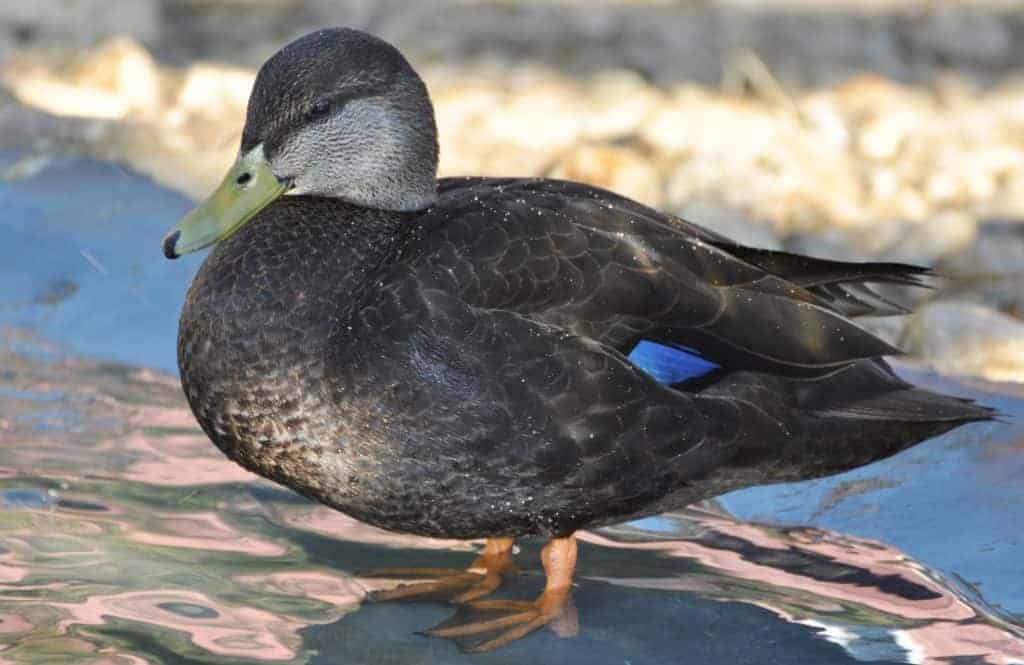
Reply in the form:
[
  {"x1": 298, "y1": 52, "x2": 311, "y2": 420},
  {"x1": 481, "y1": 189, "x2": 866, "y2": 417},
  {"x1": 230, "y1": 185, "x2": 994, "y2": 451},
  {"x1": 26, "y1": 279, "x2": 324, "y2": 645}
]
[{"x1": 162, "y1": 146, "x2": 288, "y2": 259}]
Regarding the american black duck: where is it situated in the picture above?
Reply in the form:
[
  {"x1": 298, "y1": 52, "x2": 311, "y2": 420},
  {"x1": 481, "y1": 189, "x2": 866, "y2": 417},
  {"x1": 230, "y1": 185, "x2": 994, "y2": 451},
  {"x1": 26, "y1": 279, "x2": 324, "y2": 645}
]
[{"x1": 162, "y1": 27, "x2": 993, "y2": 651}]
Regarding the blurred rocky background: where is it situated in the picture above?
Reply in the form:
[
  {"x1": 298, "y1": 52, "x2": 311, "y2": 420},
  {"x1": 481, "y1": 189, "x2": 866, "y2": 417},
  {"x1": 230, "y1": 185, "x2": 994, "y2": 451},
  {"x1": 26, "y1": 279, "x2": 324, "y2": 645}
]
[{"x1": 3, "y1": 0, "x2": 1024, "y2": 381}]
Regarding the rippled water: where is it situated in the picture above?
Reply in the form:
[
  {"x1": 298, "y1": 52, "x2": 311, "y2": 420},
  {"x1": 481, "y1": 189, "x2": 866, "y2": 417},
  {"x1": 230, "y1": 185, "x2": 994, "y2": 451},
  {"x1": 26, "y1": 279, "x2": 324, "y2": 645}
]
[{"x1": 1, "y1": 153, "x2": 1022, "y2": 664}]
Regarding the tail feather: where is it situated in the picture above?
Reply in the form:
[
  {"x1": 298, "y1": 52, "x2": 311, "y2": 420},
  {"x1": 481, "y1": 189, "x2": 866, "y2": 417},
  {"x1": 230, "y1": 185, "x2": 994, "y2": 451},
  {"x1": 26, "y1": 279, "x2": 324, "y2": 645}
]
[
  {"x1": 697, "y1": 360, "x2": 995, "y2": 485},
  {"x1": 794, "y1": 358, "x2": 994, "y2": 424},
  {"x1": 816, "y1": 282, "x2": 911, "y2": 317},
  {"x1": 804, "y1": 386, "x2": 995, "y2": 424},
  {"x1": 712, "y1": 242, "x2": 933, "y2": 318}
]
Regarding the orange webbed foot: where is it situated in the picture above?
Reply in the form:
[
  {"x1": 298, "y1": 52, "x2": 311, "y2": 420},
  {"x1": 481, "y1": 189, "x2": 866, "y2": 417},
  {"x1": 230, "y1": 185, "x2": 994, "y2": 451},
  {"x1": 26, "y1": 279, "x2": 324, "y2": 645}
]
[
  {"x1": 424, "y1": 586, "x2": 577, "y2": 652},
  {"x1": 362, "y1": 537, "x2": 516, "y2": 604},
  {"x1": 423, "y1": 534, "x2": 579, "y2": 652}
]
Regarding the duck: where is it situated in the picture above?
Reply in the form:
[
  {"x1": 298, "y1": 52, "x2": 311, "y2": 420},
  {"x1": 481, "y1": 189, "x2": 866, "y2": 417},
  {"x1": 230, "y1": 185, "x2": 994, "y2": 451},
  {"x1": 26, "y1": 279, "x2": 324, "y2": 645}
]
[{"x1": 162, "y1": 27, "x2": 993, "y2": 652}]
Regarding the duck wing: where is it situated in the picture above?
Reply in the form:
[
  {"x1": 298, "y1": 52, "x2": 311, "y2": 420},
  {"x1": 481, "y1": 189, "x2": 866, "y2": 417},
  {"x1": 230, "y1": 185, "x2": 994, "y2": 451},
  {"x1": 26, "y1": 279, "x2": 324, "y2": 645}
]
[
  {"x1": 353, "y1": 280, "x2": 783, "y2": 533},
  {"x1": 414, "y1": 177, "x2": 922, "y2": 377},
  {"x1": 368, "y1": 178, "x2": 990, "y2": 531}
]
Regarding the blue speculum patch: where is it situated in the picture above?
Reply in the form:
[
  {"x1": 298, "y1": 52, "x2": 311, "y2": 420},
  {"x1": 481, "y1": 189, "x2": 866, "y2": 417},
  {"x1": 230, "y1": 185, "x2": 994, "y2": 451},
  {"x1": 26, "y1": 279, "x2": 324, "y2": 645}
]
[{"x1": 627, "y1": 340, "x2": 721, "y2": 384}]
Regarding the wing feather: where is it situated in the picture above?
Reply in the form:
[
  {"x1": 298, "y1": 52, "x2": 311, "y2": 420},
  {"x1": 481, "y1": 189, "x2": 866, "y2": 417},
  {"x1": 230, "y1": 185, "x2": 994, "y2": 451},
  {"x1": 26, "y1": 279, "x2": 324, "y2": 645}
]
[{"x1": 413, "y1": 177, "x2": 922, "y2": 376}]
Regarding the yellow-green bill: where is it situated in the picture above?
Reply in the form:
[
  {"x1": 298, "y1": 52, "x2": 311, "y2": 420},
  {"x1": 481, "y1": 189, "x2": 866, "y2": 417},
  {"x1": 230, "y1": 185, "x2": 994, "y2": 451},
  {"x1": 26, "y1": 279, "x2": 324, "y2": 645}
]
[{"x1": 162, "y1": 145, "x2": 287, "y2": 259}]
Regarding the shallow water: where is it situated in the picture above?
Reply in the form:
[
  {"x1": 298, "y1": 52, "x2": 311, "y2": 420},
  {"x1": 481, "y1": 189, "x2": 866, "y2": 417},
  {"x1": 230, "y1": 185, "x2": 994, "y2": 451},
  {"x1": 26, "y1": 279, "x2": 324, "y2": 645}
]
[{"x1": 1, "y1": 153, "x2": 1022, "y2": 664}]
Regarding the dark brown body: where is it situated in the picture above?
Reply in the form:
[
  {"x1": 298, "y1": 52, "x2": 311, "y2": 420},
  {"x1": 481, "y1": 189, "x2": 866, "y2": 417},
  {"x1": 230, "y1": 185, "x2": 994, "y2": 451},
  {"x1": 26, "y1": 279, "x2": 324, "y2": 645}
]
[{"x1": 179, "y1": 178, "x2": 990, "y2": 539}]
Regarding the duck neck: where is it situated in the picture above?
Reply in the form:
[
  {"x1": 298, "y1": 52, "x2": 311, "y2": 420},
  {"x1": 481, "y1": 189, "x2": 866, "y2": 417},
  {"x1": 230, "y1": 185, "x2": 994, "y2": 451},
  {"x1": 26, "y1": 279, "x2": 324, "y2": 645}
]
[{"x1": 199, "y1": 196, "x2": 411, "y2": 333}]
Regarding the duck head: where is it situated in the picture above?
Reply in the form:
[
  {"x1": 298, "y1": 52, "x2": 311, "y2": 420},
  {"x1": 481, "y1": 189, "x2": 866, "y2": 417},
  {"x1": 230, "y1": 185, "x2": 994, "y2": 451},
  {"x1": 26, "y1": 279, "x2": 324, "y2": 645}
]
[{"x1": 162, "y1": 27, "x2": 439, "y2": 259}]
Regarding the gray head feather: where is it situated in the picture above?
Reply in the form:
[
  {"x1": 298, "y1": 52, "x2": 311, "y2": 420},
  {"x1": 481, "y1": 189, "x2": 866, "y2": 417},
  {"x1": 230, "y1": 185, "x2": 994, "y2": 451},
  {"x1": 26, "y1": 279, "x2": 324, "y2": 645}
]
[{"x1": 242, "y1": 28, "x2": 439, "y2": 211}]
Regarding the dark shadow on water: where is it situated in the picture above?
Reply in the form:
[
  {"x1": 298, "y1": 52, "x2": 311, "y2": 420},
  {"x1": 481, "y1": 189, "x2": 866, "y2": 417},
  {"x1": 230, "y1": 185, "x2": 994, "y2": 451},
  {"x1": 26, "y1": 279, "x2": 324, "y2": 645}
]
[{"x1": 308, "y1": 580, "x2": 868, "y2": 665}]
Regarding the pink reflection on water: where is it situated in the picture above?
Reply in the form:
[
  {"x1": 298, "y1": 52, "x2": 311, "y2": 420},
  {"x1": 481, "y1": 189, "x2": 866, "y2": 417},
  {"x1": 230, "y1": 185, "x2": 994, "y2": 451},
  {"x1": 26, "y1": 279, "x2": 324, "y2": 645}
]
[
  {"x1": 3, "y1": 530, "x2": 105, "y2": 564},
  {"x1": 583, "y1": 528, "x2": 973, "y2": 622},
  {"x1": 0, "y1": 613, "x2": 33, "y2": 634},
  {"x1": 118, "y1": 431, "x2": 257, "y2": 487},
  {"x1": 235, "y1": 571, "x2": 364, "y2": 609},
  {"x1": 583, "y1": 511, "x2": 1024, "y2": 665},
  {"x1": 897, "y1": 622, "x2": 1024, "y2": 665},
  {"x1": 127, "y1": 404, "x2": 197, "y2": 429},
  {"x1": 703, "y1": 519, "x2": 790, "y2": 552},
  {"x1": 126, "y1": 512, "x2": 287, "y2": 557},
  {"x1": 0, "y1": 548, "x2": 27, "y2": 585},
  {"x1": 52, "y1": 590, "x2": 300, "y2": 661},
  {"x1": 0, "y1": 347, "x2": 255, "y2": 488}
]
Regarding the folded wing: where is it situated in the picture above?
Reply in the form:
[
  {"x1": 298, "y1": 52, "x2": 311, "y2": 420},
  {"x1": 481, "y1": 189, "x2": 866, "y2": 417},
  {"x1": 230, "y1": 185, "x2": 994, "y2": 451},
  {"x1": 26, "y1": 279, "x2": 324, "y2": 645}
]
[{"x1": 414, "y1": 177, "x2": 923, "y2": 377}]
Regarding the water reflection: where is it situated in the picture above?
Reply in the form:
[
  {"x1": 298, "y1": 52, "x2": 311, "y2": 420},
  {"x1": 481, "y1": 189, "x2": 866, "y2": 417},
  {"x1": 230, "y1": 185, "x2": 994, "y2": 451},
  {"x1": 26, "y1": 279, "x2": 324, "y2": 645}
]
[
  {"x1": 586, "y1": 511, "x2": 1024, "y2": 664},
  {"x1": 0, "y1": 339, "x2": 1022, "y2": 664}
]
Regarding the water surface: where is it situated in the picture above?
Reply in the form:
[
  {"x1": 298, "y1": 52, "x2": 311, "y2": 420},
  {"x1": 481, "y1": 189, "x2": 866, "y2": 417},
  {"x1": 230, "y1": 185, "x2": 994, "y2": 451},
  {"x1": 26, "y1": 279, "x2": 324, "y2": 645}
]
[{"x1": 1, "y1": 153, "x2": 1021, "y2": 664}]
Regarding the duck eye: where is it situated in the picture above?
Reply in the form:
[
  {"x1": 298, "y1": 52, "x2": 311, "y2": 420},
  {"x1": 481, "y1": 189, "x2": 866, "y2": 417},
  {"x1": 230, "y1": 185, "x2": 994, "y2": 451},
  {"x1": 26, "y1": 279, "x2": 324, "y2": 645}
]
[{"x1": 306, "y1": 99, "x2": 331, "y2": 120}]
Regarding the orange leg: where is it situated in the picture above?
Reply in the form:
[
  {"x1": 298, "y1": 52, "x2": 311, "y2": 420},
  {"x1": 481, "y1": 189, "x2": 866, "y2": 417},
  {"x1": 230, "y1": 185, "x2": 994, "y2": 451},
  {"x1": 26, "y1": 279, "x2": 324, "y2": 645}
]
[
  {"x1": 363, "y1": 537, "x2": 515, "y2": 604},
  {"x1": 455, "y1": 536, "x2": 517, "y2": 603},
  {"x1": 425, "y1": 534, "x2": 579, "y2": 652}
]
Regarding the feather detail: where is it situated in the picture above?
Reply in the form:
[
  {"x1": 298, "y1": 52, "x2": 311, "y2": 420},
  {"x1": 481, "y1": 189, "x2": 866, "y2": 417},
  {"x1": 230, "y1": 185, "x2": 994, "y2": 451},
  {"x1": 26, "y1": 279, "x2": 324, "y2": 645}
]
[
  {"x1": 708, "y1": 242, "x2": 933, "y2": 318},
  {"x1": 627, "y1": 340, "x2": 721, "y2": 385}
]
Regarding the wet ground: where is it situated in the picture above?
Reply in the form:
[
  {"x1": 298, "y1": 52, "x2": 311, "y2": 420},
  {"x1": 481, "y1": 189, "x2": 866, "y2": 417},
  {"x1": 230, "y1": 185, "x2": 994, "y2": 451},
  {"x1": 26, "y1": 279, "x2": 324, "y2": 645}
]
[{"x1": 1, "y1": 152, "x2": 1022, "y2": 664}]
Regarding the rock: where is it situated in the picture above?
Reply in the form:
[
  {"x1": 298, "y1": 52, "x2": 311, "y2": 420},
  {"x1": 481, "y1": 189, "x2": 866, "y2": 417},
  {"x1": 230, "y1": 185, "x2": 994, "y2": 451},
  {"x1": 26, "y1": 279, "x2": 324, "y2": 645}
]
[
  {"x1": 798, "y1": 91, "x2": 851, "y2": 151},
  {"x1": 174, "y1": 63, "x2": 254, "y2": 130},
  {"x1": 3, "y1": 70, "x2": 133, "y2": 120},
  {"x1": 784, "y1": 232, "x2": 864, "y2": 263},
  {"x1": 1, "y1": 35, "x2": 162, "y2": 121},
  {"x1": 581, "y1": 70, "x2": 663, "y2": 141},
  {"x1": 546, "y1": 144, "x2": 663, "y2": 208},
  {"x1": 829, "y1": 74, "x2": 929, "y2": 115},
  {"x1": 71, "y1": 36, "x2": 161, "y2": 115},
  {"x1": 993, "y1": 168, "x2": 1024, "y2": 219},
  {"x1": 641, "y1": 88, "x2": 778, "y2": 158},
  {"x1": 936, "y1": 221, "x2": 1024, "y2": 317},
  {"x1": 177, "y1": 62, "x2": 254, "y2": 109},
  {"x1": 431, "y1": 71, "x2": 587, "y2": 177},
  {"x1": 939, "y1": 276, "x2": 1024, "y2": 321},
  {"x1": 0, "y1": 91, "x2": 118, "y2": 155},
  {"x1": 785, "y1": 210, "x2": 976, "y2": 266},
  {"x1": 939, "y1": 222, "x2": 1024, "y2": 279},
  {"x1": 431, "y1": 71, "x2": 508, "y2": 176},
  {"x1": 856, "y1": 109, "x2": 918, "y2": 161},
  {"x1": 902, "y1": 300, "x2": 1024, "y2": 383},
  {"x1": 875, "y1": 211, "x2": 978, "y2": 265}
]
